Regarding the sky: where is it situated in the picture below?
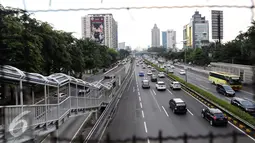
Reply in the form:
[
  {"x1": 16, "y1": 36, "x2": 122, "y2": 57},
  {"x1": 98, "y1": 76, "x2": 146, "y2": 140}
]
[{"x1": 1, "y1": 0, "x2": 254, "y2": 50}]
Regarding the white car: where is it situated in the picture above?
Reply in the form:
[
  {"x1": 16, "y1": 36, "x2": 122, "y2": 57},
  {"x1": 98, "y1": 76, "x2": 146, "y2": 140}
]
[
  {"x1": 167, "y1": 68, "x2": 174, "y2": 73},
  {"x1": 53, "y1": 93, "x2": 66, "y2": 98},
  {"x1": 170, "y1": 81, "x2": 181, "y2": 90},
  {"x1": 156, "y1": 81, "x2": 166, "y2": 91},
  {"x1": 147, "y1": 65, "x2": 151, "y2": 68},
  {"x1": 179, "y1": 70, "x2": 186, "y2": 75},
  {"x1": 158, "y1": 72, "x2": 165, "y2": 78},
  {"x1": 147, "y1": 71, "x2": 153, "y2": 76}
]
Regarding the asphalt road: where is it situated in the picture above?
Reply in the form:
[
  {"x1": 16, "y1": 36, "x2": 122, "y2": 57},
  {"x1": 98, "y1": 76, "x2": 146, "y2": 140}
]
[
  {"x1": 171, "y1": 66, "x2": 255, "y2": 102},
  {"x1": 105, "y1": 61, "x2": 255, "y2": 143},
  {"x1": 40, "y1": 113, "x2": 90, "y2": 143}
]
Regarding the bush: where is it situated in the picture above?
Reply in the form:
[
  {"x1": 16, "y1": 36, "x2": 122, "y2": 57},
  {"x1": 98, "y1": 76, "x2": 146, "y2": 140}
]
[{"x1": 146, "y1": 60, "x2": 255, "y2": 126}]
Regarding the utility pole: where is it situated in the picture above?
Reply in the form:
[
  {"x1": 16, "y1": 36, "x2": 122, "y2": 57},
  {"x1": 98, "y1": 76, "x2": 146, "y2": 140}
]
[
  {"x1": 217, "y1": 14, "x2": 221, "y2": 45},
  {"x1": 184, "y1": 45, "x2": 187, "y2": 82}
]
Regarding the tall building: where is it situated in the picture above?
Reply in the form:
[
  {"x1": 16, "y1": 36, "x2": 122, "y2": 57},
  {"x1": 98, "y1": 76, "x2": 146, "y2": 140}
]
[
  {"x1": 81, "y1": 14, "x2": 118, "y2": 49},
  {"x1": 118, "y1": 42, "x2": 125, "y2": 50},
  {"x1": 151, "y1": 24, "x2": 160, "y2": 47},
  {"x1": 183, "y1": 11, "x2": 209, "y2": 48},
  {"x1": 162, "y1": 31, "x2": 167, "y2": 49},
  {"x1": 166, "y1": 30, "x2": 176, "y2": 50}
]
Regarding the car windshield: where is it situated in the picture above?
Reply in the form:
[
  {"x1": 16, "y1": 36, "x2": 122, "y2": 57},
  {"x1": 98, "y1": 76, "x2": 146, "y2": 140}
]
[
  {"x1": 223, "y1": 85, "x2": 233, "y2": 91},
  {"x1": 240, "y1": 100, "x2": 254, "y2": 106}
]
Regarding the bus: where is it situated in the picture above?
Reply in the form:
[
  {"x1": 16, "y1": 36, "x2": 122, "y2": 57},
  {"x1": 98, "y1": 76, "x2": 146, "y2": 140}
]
[{"x1": 208, "y1": 71, "x2": 242, "y2": 90}]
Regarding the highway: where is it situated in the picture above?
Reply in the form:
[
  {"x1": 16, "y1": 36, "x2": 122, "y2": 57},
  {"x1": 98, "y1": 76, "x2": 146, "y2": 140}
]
[
  {"x1": 171, "y1": 66, "x2": 254, "y2": 102},
  {"x1": 105, "y1": 60, "x2": 255, "y2": 143}
]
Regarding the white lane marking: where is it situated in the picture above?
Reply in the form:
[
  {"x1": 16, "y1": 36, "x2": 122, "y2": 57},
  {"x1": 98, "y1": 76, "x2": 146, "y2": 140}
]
[
  {"x1": 140, "y1": 102, "x2": 143, "y2": 108},
  {"x1": 142, "y1": 110, "x2": 145, "y2": 118},
  {"x1": 182, "y1": 89, "x2": 255, "y2": 141},
  {"x1": 224, "y1": 97, "x2": 231, "y2": 101},
  {"x1": 187, "y1": 109, "x2": 194, "y2": 116},
  {"x1": 139, "y1": 96, "x2": 141, "y2": 102},
  {"x1": 162, "y1": 106, "x2": 169, "y2": 117},
  {"x1": 70, "y1": 113, "x2": 92, "y2": 143},
  {"x1": 149, "y1": 90, "x2": 162, "y2": 112},
  {"x1": 167, "y1": 89, "x2": 173, "y2": 95},
  {"x1": 138, "y1": 92, "x2": 140, "y2": 96},
  {"x1": 240, "y1": 90, "x2": 254, "y2": 96},
  {"x1": 137, "y1": 87, "x2": 139, "y2": 92},
  {"x1": 147, "y1": 139, "x2": 150, "y2": 143},
  {"x1": 144, "y1": 121, "x2": 148, "y2": 133},
  {"x1": 137, "y1": 84, "x2": 139, "y2": 88},
  {"x1": 152, "y1": 89, "x2": 156, "y2": 95},
  {"x1": 133, "y1": 87, "x2": 135, "y2": 92},
  {"x1": 199, "y1": 84, "x2": 209, "y2": 90}
]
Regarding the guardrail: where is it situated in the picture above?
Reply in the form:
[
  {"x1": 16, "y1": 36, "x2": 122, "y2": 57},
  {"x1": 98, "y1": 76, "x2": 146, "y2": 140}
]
[
  {"x1": 145, "y1": 60, "x2": 255, "y2": 138},
  {"x1": 84, "y1": 60, "x2": 134, "y2": 142}
]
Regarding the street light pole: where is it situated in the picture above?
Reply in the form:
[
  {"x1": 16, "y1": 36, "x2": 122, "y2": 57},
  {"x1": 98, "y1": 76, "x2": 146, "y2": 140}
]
[{"x1": 184, "y1": 46, "x2": 187, "y2": 82}]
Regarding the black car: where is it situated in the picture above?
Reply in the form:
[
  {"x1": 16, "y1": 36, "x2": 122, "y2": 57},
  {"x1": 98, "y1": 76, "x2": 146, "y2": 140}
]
[
  {"x1": 169, "y1": 98, "x2": 187, "y2": 114},
  {"x1": 201, "y1": 108, "x2": 228, "y2": 126},
  {"x1": 216, "y1": 84, "x2": 235, "y2": 97},
  {"x1": 151, "y1": 74, "x2": 157, "y2": 82},
  {"x1": 231, "y1": 97, "x2": 255, "y2": 115}
]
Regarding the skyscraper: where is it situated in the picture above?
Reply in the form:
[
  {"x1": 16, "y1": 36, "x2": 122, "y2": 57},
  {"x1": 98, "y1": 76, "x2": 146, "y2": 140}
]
[
  {"x1": 151, "y1": 24, "x2": 160, "y2": 48},
  {"x1": 81, "y1": 14, "x2": 118, "y2": 49},
  {"x1": 183, "y1": 11, "x2": 209, "y2": 48},
  {"x1": 162, "y1": 31, "x2": 167, "y2": 49},
  {"x1": 166, "y1": 30, "x2": 176, "y2": 50}
]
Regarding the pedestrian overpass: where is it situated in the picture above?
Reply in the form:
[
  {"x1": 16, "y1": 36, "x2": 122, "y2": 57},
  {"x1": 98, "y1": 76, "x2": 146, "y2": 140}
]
[{"x1": 0, "y1": 65, "x2": 120, "y2": 142}]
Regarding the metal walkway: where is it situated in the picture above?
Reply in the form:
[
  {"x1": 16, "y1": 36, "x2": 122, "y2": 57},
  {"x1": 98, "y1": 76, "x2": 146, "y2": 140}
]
[{"x1": 0, "y1": 65, "x2": 125, "y2": 142}]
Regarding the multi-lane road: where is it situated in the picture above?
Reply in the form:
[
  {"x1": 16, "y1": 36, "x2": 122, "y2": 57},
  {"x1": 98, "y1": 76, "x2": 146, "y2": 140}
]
[
  {"x1": 106, "y1": 60, "x2": 255, "y2": 143},
  {"x1": 171, "y1": 66, "x2": 254, "y2": 102}
]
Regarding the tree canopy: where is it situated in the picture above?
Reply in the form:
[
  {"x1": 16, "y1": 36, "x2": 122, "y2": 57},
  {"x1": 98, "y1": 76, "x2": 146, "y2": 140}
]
[{"x1": 0, "y1": 5, "x2": 122, "y2": 78}]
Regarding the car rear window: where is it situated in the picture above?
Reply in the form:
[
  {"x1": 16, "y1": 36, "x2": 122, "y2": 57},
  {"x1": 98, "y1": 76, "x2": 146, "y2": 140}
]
[
  {"x1": 158, "y1": 82, "x2": 165, "y2": 85},
  {"x1": 177, "y1": 103, "x2": 186, "y2": 106},
  {"x1": 214, "y1": 113, "x2": 224, "y2": 118}
]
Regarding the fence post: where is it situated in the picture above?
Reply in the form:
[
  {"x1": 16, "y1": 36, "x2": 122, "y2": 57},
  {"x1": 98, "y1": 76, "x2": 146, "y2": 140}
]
[
  {"x1": 183, "y1": 133, "x2": 188, "y2": 143},
  {"x1": 232, "y1": 131, "x2": 237, "y2": 143},
  {"x1": 209, "y1": 132, "x2": 213, "y2": 143},
  {"x1": 158, "y1": 130, "x2": 162, "y2": 143},
  {"x1": 132, "y1": 135, "x2": 136, "y2": 143}
]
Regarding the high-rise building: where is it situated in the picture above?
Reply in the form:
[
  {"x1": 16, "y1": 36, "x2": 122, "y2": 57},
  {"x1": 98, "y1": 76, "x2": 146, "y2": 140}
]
[
  {"x1": 151, "y1": 24, "x2": 160, "y2": 48},
  {"x1": 81, "y1": 14, "x2": 118, "y2": 49},
  {"x1": 118, "y1": 42, "x2": 125, "y2": 50},
  {"x1": 162, "y1": 31, "x2": 167, "y2": 49},
  {"x1": 166, "y1": 30, "x2": 176, "y2": 50},
  {"x1": 183, "y1": 11, "x2": 209, "y2": 48}
]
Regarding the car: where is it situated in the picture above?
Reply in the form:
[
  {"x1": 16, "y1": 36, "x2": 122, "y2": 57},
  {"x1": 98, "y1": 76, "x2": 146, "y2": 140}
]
[
  {"x1": 170, "y1": 81, "x2": 181, "y2": 90},
  {"x1": 167, "y1": 68, "x2": 174, "y2": 73},
  {"x1": 158, "y1": 72, "x2": 165, "y2": 78},
  {"x1": 104, "y1": 74, "x2": 116, "y2": 79},
  {"x1": 216, "y1": 84, "x2": 235, "y2": 97},
  {"x1": 139, "y1": 71, "x2": 145, "y2": 77},
  {"x1": 142, "y1": 79, "x2": 150, "y2": 89},
  {"x1": 147, "y1": 71, "x2": 153, "y2": 76},
  {"x1": 170, "y1": 65, "x2": 175, "y2": 69},
  {"x1": 136, "y1": 64, "x2": 139, "y2": 66},
  {"x1": 151, "y1": 74, "x2": 157, "y2": 82},
  {"x1": 142, "y1": 66, "x2": 146, "y2": 69},
  {"x1": 169, "y1": 98, "x2": 187, "y2": 114},
  {"x1": 179, "y1": 70, "x2": 186, "y2": 75},
  {"x1": 78, "y1": 87, "x2": 90, "y2": 96},
  {"x1": 155, "y1": 81, "x2": 166, "y2": 91},
  {"x1": 53, "y1": 93, "x2": 66, "y2": 98},
  {"x1": 201, "y1": 108, "x2": 228, "y2": 126},
  {"x1": 147, "y1": 65, "x2": 151, "y2": 68},
  {"x1": 151, "y1": 68, "x2": 156, "y2": 72},
  {"x1": 231, "y1": 97, "x2": 255, "y2": 115}
]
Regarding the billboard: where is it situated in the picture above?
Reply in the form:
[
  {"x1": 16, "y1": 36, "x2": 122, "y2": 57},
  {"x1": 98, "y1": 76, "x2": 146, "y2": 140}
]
[
  {"x1": 90, "y1": 16, "x2": 104, "y2": 44},
  {"x1": 211, "y1": 10, "x2": 223, "y2": 40}
]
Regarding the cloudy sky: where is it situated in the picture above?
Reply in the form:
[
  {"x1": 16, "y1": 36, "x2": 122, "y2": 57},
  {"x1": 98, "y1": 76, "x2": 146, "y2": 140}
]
[{"x1": 1, "y1": 0, "x2": 254, "y2": 50}]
